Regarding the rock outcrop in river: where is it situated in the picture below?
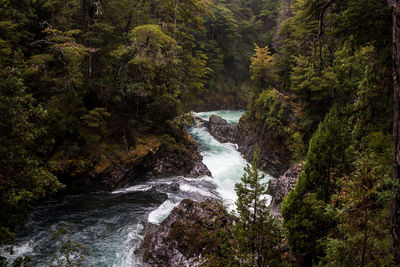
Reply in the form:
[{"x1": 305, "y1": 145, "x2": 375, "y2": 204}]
[
  {"x1": 206, "y1": 114, "x2": 291, "y2": 177},
  {"x1": 267, "y1": 162, "x2": 303, "y2": 218},
  {"x1": 143, "y1": 199, "x2": 232, "y2": 266},
  {"x1": 208, "y1": 115, "x2": 240, "y2": 143},
  {"x1": 150, "y1": 136, "x2": 211, "y2": 178}
]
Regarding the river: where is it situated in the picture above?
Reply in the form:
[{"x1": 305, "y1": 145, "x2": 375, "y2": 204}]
[{"x1": 1, "y1": 110, "x2": 272, "y2": 266}]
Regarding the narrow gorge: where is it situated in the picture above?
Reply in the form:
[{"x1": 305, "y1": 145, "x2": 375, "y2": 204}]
[{"x1": 1, "y1": 110, "x2": 289, "y2": 266}]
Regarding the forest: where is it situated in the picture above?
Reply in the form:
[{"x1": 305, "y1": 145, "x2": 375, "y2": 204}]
[{"x1": 0, "y1": 0, "x2": 399, "y2": 266}]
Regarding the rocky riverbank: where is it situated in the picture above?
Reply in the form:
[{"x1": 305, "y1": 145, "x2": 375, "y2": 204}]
[
  {"x1": 142, "y1": 199, "x2": 232, "y2": 266},
  {"x1": 267, "y1": 162, "x2": 303, "y2": 218},
  {"x1": 51, "y1": 134, "x2": 211, "y2": 194}
]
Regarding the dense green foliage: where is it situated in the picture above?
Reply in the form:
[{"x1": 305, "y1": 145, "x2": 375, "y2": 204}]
[
  {"x1": 0, "y1": 0, "x2": 210, "y2": 245},
  {"x1": 241, "y1": 0, "x2": 394, "y2": 265},
  {"x1": 282, "y1": 107, "x2": 348, "y2": 264},
  {"x1": 323, "y1": 133, "x2": 393, "y2": 266},
  {"x1": 0, "y1": 0, "x2": 283, "y2": 246},
  {"x1": 0, "y1": 0, "x2": 398, "y2": 266},
  {"x1": 192, "y1": 0, "x2": 281, "y2": 109}
]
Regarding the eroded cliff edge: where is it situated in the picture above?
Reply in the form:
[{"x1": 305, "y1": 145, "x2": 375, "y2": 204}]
[{"x1": 51, "y1": 134, "x2": 211, "y2": 193}]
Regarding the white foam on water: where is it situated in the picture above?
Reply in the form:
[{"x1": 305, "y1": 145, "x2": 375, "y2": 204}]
[
  {"x1": 179, "y1": 184, "x2": 216, "y2": 198},
  {"x1": 2, "y1": 110, "x2": 276, "y2": 266},
  {"x1": 111, "y1": 185, "x2": 153, "y2": 194},
  {"x1": 0, "y1": 241, "x2": 34, "y2": 262},
  {"x1": 147, "y1": 199, "x2": 182, "y2": 224},
  {"x1": 203, "y1": 147, "x2": 248, "y2": 208},
  {"x1": 182, "y1": 176, "x2": 214, "y2": 182},
  {"x1": 112, "y1": 223, "x2": 144, "y2": 267},
  {"x1": 188, "y1": 124, "x2": 248, "y2": 209},
  {"x1": 14, "y1": 241, "x2": 34, "y2": 256},
  {"x1": 148, "y1": 180, "x2": 174, "y2": 185},
  {"x1": 191, "y1": 110, "x2": 273, "y2": 210}
]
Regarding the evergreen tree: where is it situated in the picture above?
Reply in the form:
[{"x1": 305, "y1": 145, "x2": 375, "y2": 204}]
[
  {"x1": 282, "y1": 107, "x2": 348, "y2": 265},
  {"x1": 231, "y1": 148, "x2": 283, "y2": 267},
  {"x1": 323, "y1": 133, "x2": 393, "y2": 266}
]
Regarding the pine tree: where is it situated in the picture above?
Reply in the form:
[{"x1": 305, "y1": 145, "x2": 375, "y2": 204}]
[
  {"x1": 231, "y1": 148, "x2": 283, "y2": 267},
  {"x1": 323, "y1": 132, "x2": 393, "y2": 266},
  {"x1": 282, "y1": 107, "x2": 348, "y2": 265}
]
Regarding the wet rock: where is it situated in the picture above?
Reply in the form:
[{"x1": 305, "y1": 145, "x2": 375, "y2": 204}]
[
  {"x1": 53, "y1": 158, "x2": 141, "y2": 194},
  {"x1": 149, "y1": 136, "x2": 211, "y2": 178},
  {"x1": 205, "y1": 114, "x2": 291, "y2": 177},
  {"x1": 207, "y1": 115, "x2": 240, "y2": 143},
  {"x1": 142, "y1": 199, "x2": 232, "y2": 267},
  {"x1": 54, "y1": 134, "x2": 211, "y2": 194},
  {"x1": 267, "y1": 162, "x2": 304, "y2": 218},
  {"x1": 192, "y1": 116, "x2": 208, "y2": 128},
  {"x1": 236, "y1": 121, "x2": 292, "y2": 177},
  {"x1": 169, "y1": 183, "x2": 180, "y2": 192}
]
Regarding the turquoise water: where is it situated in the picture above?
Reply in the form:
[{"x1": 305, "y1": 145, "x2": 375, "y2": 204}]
[{"x1": 195, "y1": 109, "x2": 244, "y2": 125}]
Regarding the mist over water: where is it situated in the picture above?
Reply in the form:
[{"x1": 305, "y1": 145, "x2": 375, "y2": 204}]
[{"x1": 1, "y1": 110, "x2": 272, "y2": 266}]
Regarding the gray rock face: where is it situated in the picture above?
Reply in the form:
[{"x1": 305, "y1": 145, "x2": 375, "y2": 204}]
[
  {"x1": 236, "y1": 122, "x2": 292, "y2": 178},
  {"x1": 143, "y1": 199, "x2": 232, "y2": 267},
  {"x1": 206, "y1": 114, "x2": 291, "y2": 177},
  {"x1": 189, "y1": 161, "x2": 211, "y2": 177},
  {"x1": 150, "y1": 145, "x2": 211, "y2": 178},
  {"x1": 267, "y1": 162, "x2": 303, "y2": 218},
  {"x1": 208, "y1": 115, "x2": 240, "y2": 143}
]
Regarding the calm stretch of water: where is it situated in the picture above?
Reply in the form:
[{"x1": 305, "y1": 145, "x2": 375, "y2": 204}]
[{"x1": 1, "y1": 110, "x2": 272, "y2": 266}]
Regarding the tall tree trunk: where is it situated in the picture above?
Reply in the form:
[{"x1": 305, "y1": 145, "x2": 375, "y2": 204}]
[
  {"x1": 318, "y1": 0, "x2": 336, "y2": 70},
  {"x1": 88, "y1": 52, "x2": 93, "y2": 78},
  {"x1": 389, "y1": 0, "x2": 400, "y2": 265},
  {"x1": 252, "y1": 178, "x2": 258, "y2": 265},
  {"x1": 87, "y1": 48, "x2": 100, "y2": 79},
  {"x1": 123, "y1": 128, "x2": 129, "y2": 153},
  {"x1": 360, "y1": 206, "x2": 368, "y2": 267},
  {"x1": 174, "y1": 0, "x2": 179, "y2": 40}
]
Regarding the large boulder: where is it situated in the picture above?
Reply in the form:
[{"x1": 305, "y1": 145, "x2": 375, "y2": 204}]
[
  {"x1": 267, "y1": 162, "x2": 304, "y2": 218},
  {"x1": 142, "y1": 199, "x2": 232, "y2": 267},
  {"x1": 208, "y1": 115, "x2": 240, "y2": 143}
]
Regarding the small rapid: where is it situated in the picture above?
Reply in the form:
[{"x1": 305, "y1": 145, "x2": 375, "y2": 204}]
[
  {"x1": 188, "y1": 125, "x2": 247, "y2": 207},
  {"x1": 1, "y1": 110, "x2": 272, "y2": 266}
]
